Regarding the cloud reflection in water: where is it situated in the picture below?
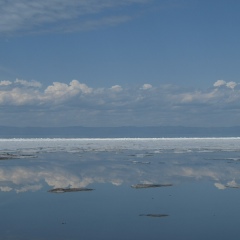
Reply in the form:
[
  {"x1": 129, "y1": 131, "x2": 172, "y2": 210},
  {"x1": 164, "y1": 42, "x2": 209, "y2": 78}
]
[{"x1": 0, "y1": 138, "x2": 240, "y2": 193}]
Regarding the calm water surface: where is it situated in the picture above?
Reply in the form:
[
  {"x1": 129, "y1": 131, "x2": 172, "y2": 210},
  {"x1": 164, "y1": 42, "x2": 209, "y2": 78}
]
[{"x1": 0, "y1": 138, "x2": 240, "y2": 240}]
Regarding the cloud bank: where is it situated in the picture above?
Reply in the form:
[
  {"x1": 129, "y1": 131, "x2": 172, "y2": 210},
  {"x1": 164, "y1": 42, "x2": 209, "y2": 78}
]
[{"x1": 0, "y1": 78, "x2": 239, "y2": 127}]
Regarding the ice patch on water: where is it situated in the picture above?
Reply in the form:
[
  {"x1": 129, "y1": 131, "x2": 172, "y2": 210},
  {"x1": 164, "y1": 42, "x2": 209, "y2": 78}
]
[{"x1": 1, "y1": 138, "x2": 240, "y2": 154}]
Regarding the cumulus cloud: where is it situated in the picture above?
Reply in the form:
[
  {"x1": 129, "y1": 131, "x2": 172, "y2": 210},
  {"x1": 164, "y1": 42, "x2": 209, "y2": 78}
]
[
  {"x1": 213, "y1": 80, "x2": 238, "y2": 89},
  {"x1": 1, "y1": 78, "x2": 240, "y2": 127},
  {"x1": 1, "y1": 79, "x2": 94, "y2": 106},
  {"x1": 141, "y1": 83, "x2": 152, "y2": 90},
  {"x1": 44, "y1": 80, "x2": 92, "y2": 100},
  {"x1": 0, "y1": 88, "x2": 39, "y2": 105},
  {"x1": 226, "y1": 81, "x2": 237, "y2": 89},
  {"x1": 213, "y1": 80, "x2": 226, "y2": 87},
  {"x1": 0, "y1": 80, "x2": 12, "y2": 86},
  {"x1": 110, "y1": 85, "x2": 123, "y2": 92}
]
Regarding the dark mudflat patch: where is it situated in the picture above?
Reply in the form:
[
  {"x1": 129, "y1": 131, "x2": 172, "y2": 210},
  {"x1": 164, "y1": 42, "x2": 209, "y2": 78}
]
[
  {"x1": 131, "y1": 183, "x2": 173, "y2": 189},
  {"x1": 0, "y1": 153, "x2": 20, "y2": 160},
  {"x1": 139, "y1": 214, "x2": 169, "y2": 218},
  {"x1": 225, "y1": 185, "x2": 240, "y2": 189},
  {"x1": 48, "y1": 187, "x2": 94, "y2": 193},
  {"x1": 0, "y1": 153, "x2": 37, "y2": 160}
]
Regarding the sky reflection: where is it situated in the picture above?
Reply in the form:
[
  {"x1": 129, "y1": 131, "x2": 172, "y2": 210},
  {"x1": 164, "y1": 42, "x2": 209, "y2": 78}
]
[
  {"x1": 0, "y1": 146, "x2": 240, "y2": 193},
  {"x1": 1, "y1": 139, "x2": 240, "y2": 239}
]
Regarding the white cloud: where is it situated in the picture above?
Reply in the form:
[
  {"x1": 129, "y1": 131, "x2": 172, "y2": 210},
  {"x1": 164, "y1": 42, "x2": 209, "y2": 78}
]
[
  {"x1": 214, "y1": 80, "x2": 238, "y2": 89},
  {"x1": 141, "y1": 83, "x2": 152, "y2": 90},
  {"x1": 0, "y1": 80, "x2": 12, "y2": 86},
  {"x1": 15, "y1": 78, "x2": 42, "y2": 88},
  {"x1": 0, "y1": 87, "x2": 40, "y2": 105},
  {"x1": 0, "y1": 0, "x2": 151, "y2": 34},
  {"x1": 226, "y1": 81, "x2": 237, "y2": 89},
  {"x1": 214, "y1": 80, "x2": 226, "y2": 87},
  {"x1": 110, "y1": 85, "x2": 123, "y2": 92},
  {"x1": 174, "y1": 88, "x2": 219, "y2": 104},
  {"x1": 44, "y1": 82, "x2": 69, "y2": 96},
  {"x1": 70, "y1": 80, "x2": 92, "y2": 94},
  {"x1": 43, "y1": 80, "x2": 92, "y2": 105},
  {"x1": 1, "y1": 78, "x2": 240, "y2": 127}
]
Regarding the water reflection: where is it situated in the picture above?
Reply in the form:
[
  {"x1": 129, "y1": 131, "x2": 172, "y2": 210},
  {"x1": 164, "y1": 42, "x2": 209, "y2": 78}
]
[
  {"x1": 1, "y1": 139, "x2": 240, "y2": 239},
  {"x1": 48, "y1": 187, "x2": 94, "y2": 193},
  {"x1": 0, "y1": 148, "x2": 239, "y2": 193},
  {"x1": 139, "y1": 214, "x2": 169, "y2": 218}
]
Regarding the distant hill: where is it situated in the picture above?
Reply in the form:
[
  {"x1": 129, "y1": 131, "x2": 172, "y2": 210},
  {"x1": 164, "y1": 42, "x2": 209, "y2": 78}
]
[{"x1": 0, "y1": 126, "x2": 240, "y2": 138}]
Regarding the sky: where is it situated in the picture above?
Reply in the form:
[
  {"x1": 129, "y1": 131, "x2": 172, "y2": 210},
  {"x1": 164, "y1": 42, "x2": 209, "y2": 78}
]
[{"x1": 1, "y1": 0, "x2": 240, "y2": 127}]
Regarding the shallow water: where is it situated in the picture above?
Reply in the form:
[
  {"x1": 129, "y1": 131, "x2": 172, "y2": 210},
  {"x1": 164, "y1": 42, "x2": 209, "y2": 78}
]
[{"x1": 0, "y1": 138, "x2": 240, "y2": 239}]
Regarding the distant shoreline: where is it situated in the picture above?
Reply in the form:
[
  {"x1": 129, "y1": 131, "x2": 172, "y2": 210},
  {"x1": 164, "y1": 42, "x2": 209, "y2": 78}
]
[{"x1": 0, "y1": 126, "x2": 240, "y2": 138}]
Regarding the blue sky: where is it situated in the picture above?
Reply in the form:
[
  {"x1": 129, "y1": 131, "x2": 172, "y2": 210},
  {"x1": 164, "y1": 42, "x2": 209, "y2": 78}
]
[{"x1": 1, "y1": 0, "x2": 240, "y2": 127}]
